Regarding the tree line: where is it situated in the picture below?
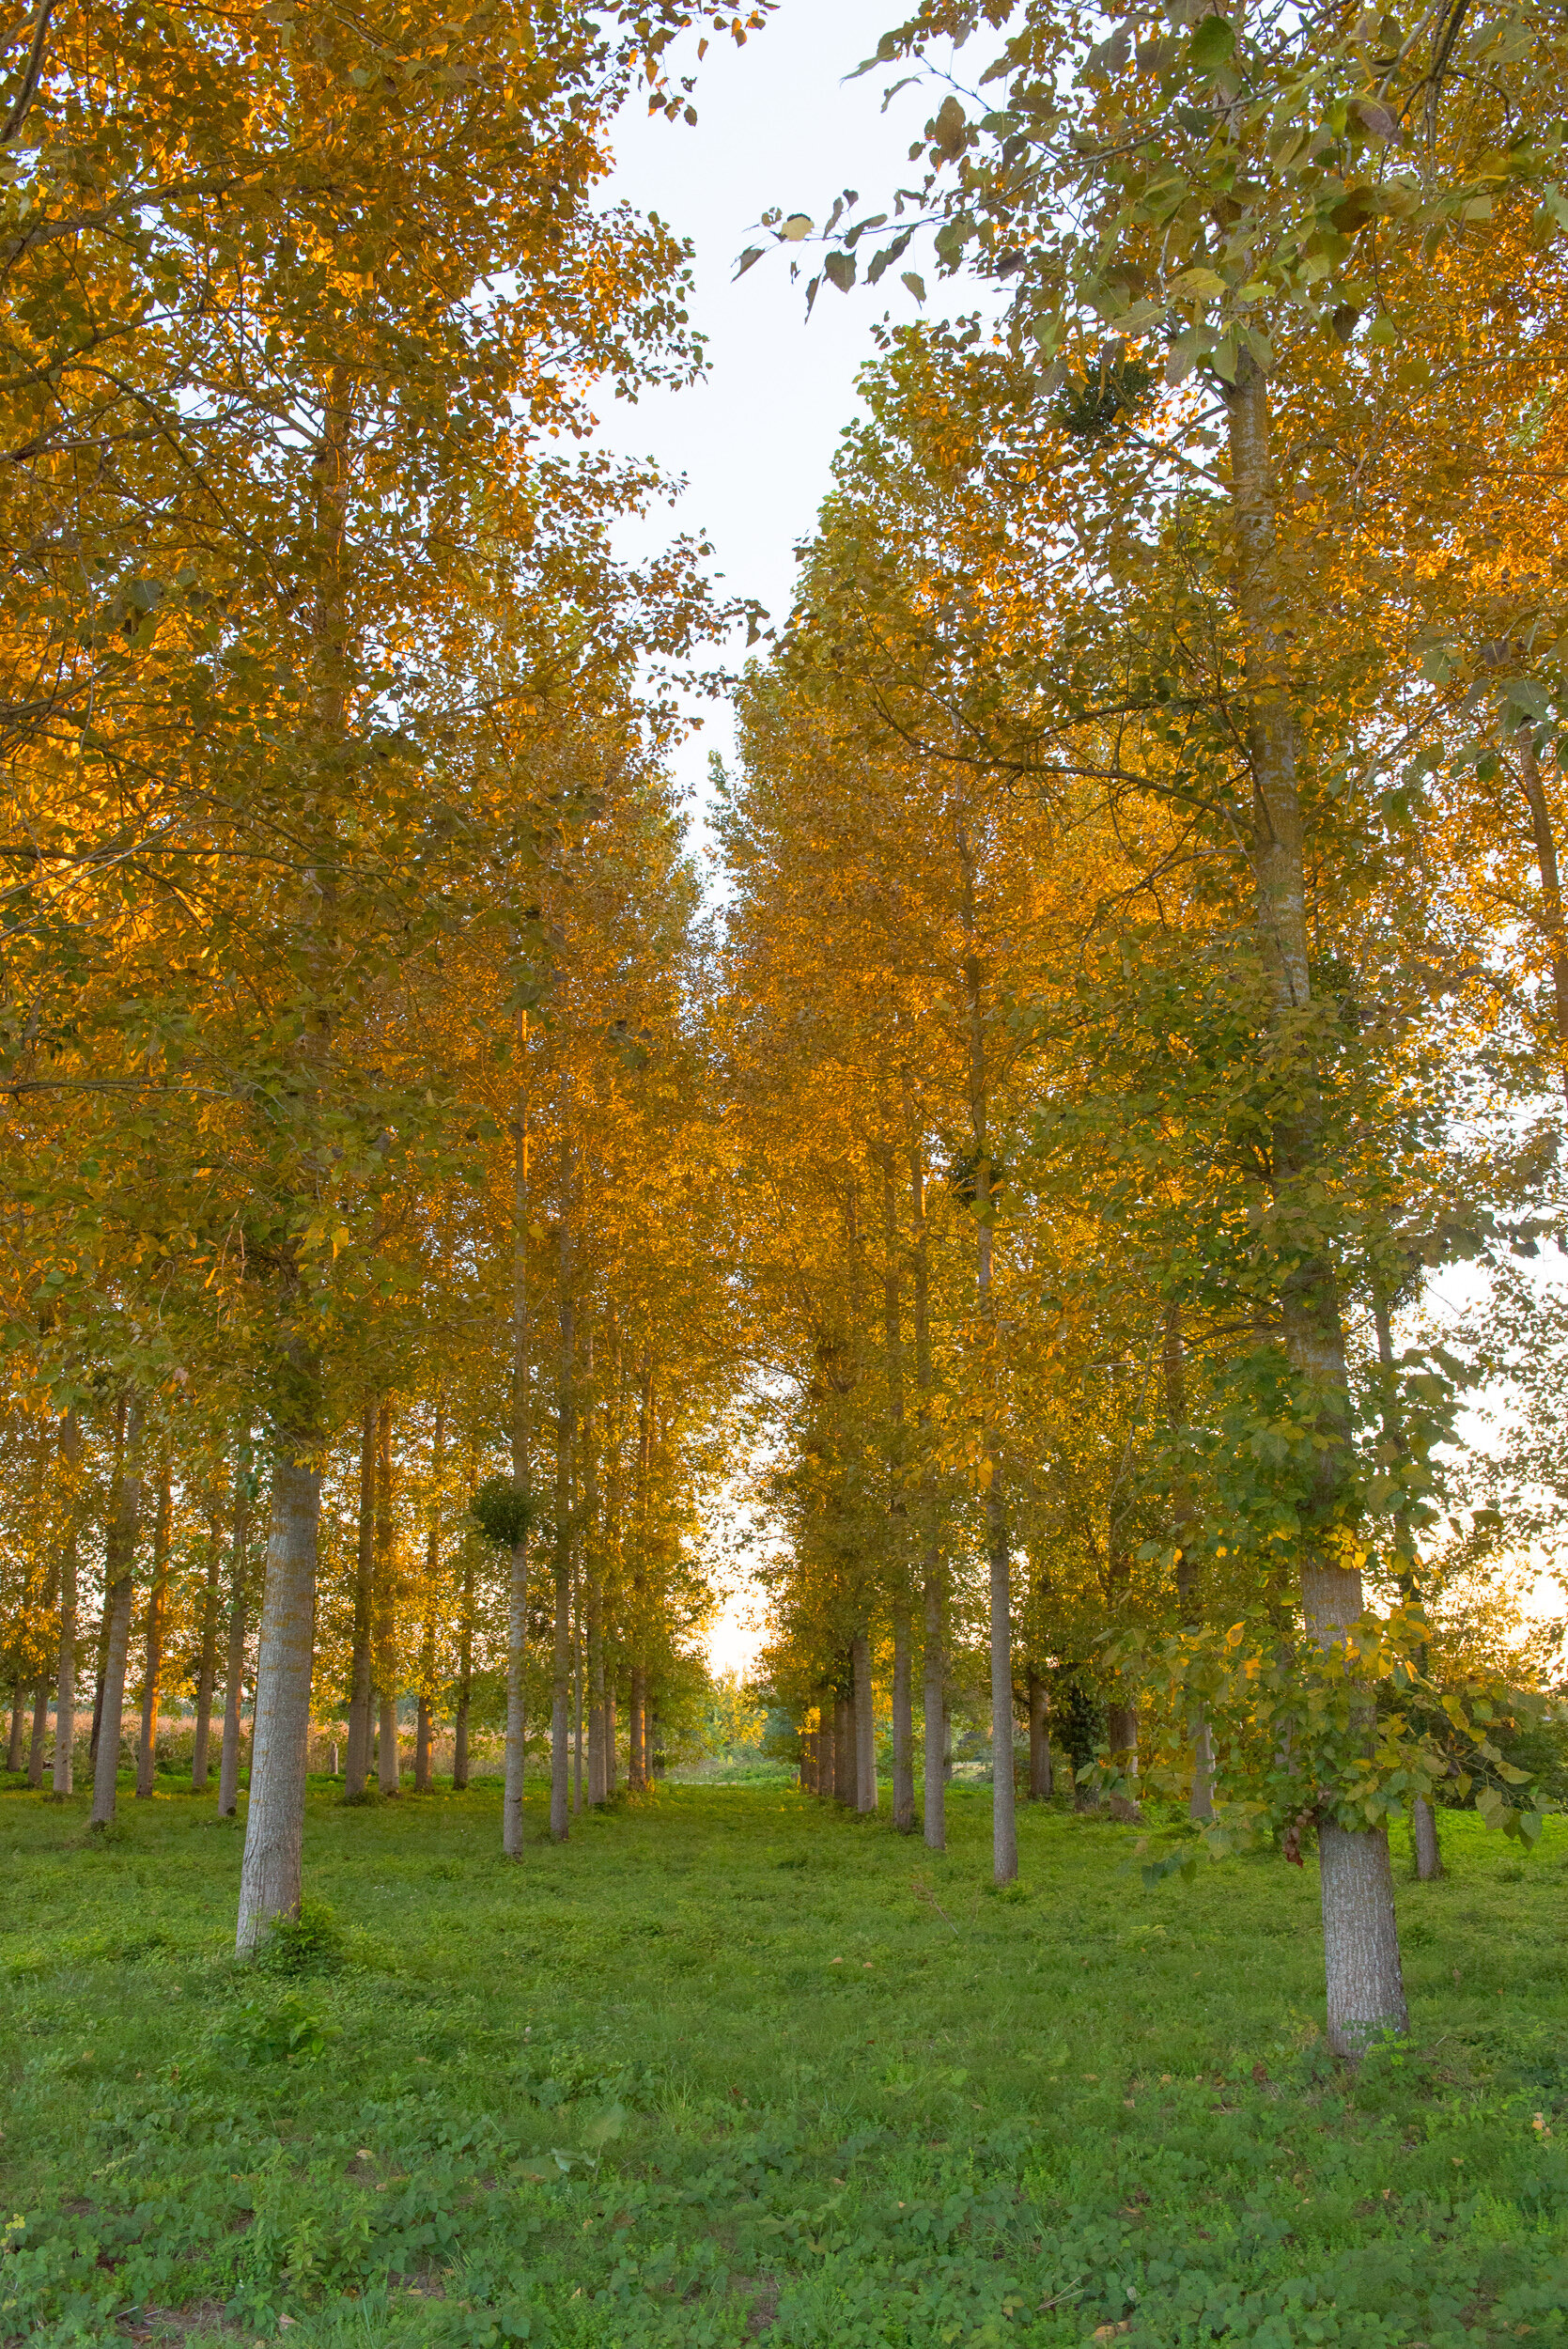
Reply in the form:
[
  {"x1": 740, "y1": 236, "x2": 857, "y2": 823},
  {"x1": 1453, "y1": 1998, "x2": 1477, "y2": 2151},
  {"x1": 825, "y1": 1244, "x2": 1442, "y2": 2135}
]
[{"x1": 3, "y1": 0, "x2": 1566, "y2": 2071}]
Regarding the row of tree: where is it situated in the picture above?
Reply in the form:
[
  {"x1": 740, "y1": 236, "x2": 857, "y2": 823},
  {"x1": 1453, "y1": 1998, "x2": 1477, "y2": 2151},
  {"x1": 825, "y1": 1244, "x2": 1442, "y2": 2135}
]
[
  {"x1": 0, "y1": 0, "x2": 765, "y2": 1946},
  {"x1": 729, "y1": 0, "x2": 1568, "y2": 2056}
]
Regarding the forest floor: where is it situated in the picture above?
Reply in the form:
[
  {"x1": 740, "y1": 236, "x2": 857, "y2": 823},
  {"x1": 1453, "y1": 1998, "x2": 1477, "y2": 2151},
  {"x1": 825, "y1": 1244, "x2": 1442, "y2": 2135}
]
[{"x1": 1, "y1": 1773, "x2": 1564, "y2": 2349}]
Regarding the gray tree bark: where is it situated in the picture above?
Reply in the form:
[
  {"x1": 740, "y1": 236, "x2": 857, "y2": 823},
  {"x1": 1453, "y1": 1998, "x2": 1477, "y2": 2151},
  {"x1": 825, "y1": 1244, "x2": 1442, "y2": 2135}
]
[
  {"x1": 343, "y1": 1401, "x2": 376, "y2": 1797},
  {"x1": 1228, "y1": 358, "x2": 1406, "y2": 2050},
  {"x1": 136, "y1": 1448, "x2": 173, "y2": 1797},
  {"x1": 852, "y1": 1629, "x2": 877, "y2": 1813},
  {"x1": 53, "y1": 1417, "x2": 80, "y2": 1797},
  {"x1": 550, "y1": 1146, "x2": 576, "y2": 1844},
  {"x1": 503, "y1": 1033, "x2": 532, "y2": 1856},
  {"x1": 891, "y1": 1600, "x2": 914, "y2": 1830},
  {"x1": 374, "y1": 1399, "x2": 400, "y2": 1796},
  {"x1": 454, "y1": 1535, "x2": 474, "y2": 1790},
  {"x1": 833, "y1": 1687, "x2": 853, "y2": 1809},
  {"x1": 236, "y1": 1450, "x2": 323, "y2": 1952},
  {"x1": 90, "y1": 1397, "x2": 146, "y2": 1828},
  {"x1": 904, "y1": 1087, "x2": 946, "y2": 1854},
  {"x1": 191, "y1": 1480, "x2": 225, "y2": 1793},
  {"x1": 1027, "y1": 1671, "x2": 1052, "y2": 1798},
  {"x1": 218, "y1": 1454, "x2": 252, "y2": 1816}
]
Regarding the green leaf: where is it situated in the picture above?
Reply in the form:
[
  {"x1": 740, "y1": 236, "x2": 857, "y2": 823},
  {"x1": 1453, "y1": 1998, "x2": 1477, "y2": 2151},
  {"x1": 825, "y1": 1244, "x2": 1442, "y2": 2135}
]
[
  {"x1": 824, "y1": 250, "x2": 857, "y2": 293},
  {"x1": 1188, "y1": 15, "x2": 1236, "y2": 74}
]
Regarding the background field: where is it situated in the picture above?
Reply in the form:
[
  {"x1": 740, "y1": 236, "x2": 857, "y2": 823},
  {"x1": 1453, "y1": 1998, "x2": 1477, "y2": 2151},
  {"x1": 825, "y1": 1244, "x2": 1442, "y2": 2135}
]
[{"x1": 1, "y1": 1779, "x2": 1564, "y2": 2348}]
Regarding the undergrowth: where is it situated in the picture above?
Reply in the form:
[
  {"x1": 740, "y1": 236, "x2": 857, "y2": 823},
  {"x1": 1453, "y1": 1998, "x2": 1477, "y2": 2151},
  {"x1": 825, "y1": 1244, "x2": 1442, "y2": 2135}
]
[{"x1": 0, "y1": 1773, "x2": 1562, "y2": 2346}]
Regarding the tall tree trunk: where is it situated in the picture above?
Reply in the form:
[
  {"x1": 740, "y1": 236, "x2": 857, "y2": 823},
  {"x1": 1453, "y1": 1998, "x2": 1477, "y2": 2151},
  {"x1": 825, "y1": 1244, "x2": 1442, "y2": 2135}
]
[
  {"x1": 237, "y1": 366, "x2": 347, "y2": 1937},
  {"x1": 1164, "y1": 1304, "x2": 1213, "y2": 1822},
  {"x1": 605, "y1": 1678, "x2": 617, "y2": 1792},
  {"x1": 25, "y1": 1673, "x2": 47, "y2": 1784},
  {"x1": 135, "y1": 1447, "x2": 174, "y2": 1797},
  {"x1": 374, "y1": 1398, "x2": 400, "y2": 1796},
  {"x1": 571, "y1": 1560, "x2": 583, "y2": 1814},
  {"x1": 550, "y1": 1139, "x2": 576, "y2": 1844},
  {"x1": 1373, "y1": 1289, "x2": 1441, "y2": 1880},
  {"x1": 1027, "y1": 1671, "x2": 1052, "y2": 1798},
  {"x1": 958, "y1": 832, "x2": 1017, "y2": 1885},
  {"x1": 91, "y1": 1397, "x2": 146, "y2": 1828},
  {"x1": 891, "y1": 1598, "x2": 914, "y2": 1831},
  {"x1": 833, "y1": 1685, "x2": 853, "y2": 1809},
  {"x1": 851, "y1": 1630, "x2": 877, "y2": 1812},
  {"x1": 191, "y1": 1479, "x2": 225, "y2": 1793},
  {"x1": 877, "y1": 1139, "x2": 915, "y2": 1830},
  {"x1": 1228, "y1": 357, "x2": 1406, "y2": 2053},
  {"x1": 218, "y1": 1449, "x2": 252, "y2": 1818},
  {"x1": 504, "y1": 1028, "x2": 533, "y2": 1857},
  {"x1": 344, "y1": 1400, "x2": 376, "y2": 1797},
  {"x1": 573, "y1": 1333, "x2": 592, "y2": 1815},
  {"x1": 454, "y1": 1529, "x2": 474, "y2": 1790},
  {"x1": 1106, "y1": 1702, "x2": 1142, "y2": 1824},
  {"x1": 629, "y1": 1662, "x2": 647, "y2": 1793},
  {"x1": 587, "y1": 1569, "x2": 606, "y2": 1804},
  {"x1": 236, "y1": 1443, "x2": 324, "y2": 1952},
  {"x1": 53, "y1": 1410, "x2": 81, "y2": 1796},
  {"x1": 904, "y1": 1081, "x2": 946, "y2": 1854},
  {"x1": 8, "y1": 1686, "x2": 25, "y2": 1773},
  {"x1": 414, "y1": 1387, "x2": 444, "y2": 1796}
]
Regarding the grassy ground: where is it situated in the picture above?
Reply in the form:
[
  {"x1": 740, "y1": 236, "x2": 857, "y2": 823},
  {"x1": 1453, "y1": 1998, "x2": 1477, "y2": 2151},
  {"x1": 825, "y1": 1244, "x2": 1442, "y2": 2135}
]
[{"x1": 1, "y1": 1771, "x2": 1563, "y2": 2349}]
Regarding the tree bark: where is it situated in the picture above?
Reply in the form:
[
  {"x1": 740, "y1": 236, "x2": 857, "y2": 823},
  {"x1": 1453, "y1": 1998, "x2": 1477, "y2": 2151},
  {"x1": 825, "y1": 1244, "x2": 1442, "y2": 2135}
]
[
  {"x1": 374, "y1": 1398, "x2": 400, "y2": 1796},
  {"x1": 454, "y1": 1533, "x2": 474, "y2": 1790},
  {"x1": 629, "y1": 1662, "x2": 647, "y2": 1792},
  {"x1": 605, "y1": 1679, "x2": 617, "y2": 1792},
  {"x1": 136, "y1": 1447, "x2": 173, "y2": 1797},
  {"x1": 905, "y1": 1083, "x2": 946, "y2": 1854},
  {"x1": 1027, "y1": 1671, "x2": 1052, "y2": 1798},
  {"x1": 218, "y1": 1449, "x2": 252, "y2": 1817},
  {"x1": 236, "y1": 364, "x2": 345, "y2": 1924},
  {"x1": 344, "y1": 1400, "x2": 376, "y2": 1797},
  {"x1": 90, "y1": 1397, "x2": 146, "y2": 1828},
  {"x1": 550, "y1": 1141, "x2": 576, "y2": 1844},
  {"x1": 1106, "y1": 1702, "x2": 1142, "y2": 1824},
  {"x1": 236, "y1": 1448, "x2": 323, "y2": 1952},
  {"x1": 53, "y1": 1410, "x2": 81, "y2": 1796},
  {"x1": 587, "y1": 1568, "x2": 606, "y2": 1804},
  {"x1": 6, "y1": 1687, "x2": 23, "y2": 1773},
  {"x1": 192, "y1": 1480, "x2": 225, "y2": 1793},
  {"x1": 26, "y1": 1677, "x2": 48, "y2": 1785},
  {"x1": 504, "y1": 1030, "x2": 532, "y2": 1857},
  {"x1": 414, "y1": 1387, "x2": 444, "y2": 1796},
  {"x1": 956, "y1": 835, "x2": 1017, "y2": 1884},
  {"x1": 1164, "y1": 1302, "x2": 1214, "y2": 1823},
  {"x1": 833, "y1": 1687, "x2": 853, "y2": 1809},
  {"x1": 891, "y1": 1598, "x2": 914, "y2": 1830},
  {"x1": 852, "y1": 1629, "x2": 877, "y2": 1813},
  {"x1": 1371, "y1": 1290, "x2": 1440, "y2": 1880},
  {"x1": 1228, "y1": 356, "x2": 1405, "y2": 2050}
]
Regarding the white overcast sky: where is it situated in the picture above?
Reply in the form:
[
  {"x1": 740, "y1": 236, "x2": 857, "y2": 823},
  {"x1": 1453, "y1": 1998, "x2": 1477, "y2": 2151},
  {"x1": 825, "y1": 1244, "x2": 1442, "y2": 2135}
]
[{"x1": 595, "y1": 0, "x2": 979, "y2": 823}]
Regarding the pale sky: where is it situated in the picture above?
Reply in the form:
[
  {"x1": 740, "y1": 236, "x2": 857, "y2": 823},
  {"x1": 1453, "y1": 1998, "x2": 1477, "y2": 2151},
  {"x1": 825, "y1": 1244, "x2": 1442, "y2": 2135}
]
[{"x1": 596, "y1": 0, "x2": 977, "y2": 814}]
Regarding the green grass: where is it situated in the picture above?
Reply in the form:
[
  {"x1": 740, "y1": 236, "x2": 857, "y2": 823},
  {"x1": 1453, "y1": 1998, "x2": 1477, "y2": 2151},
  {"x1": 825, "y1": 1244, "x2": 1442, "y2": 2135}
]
[{"x1": 1, "y1": 1774, "x2": 1564, "y2": 2348}]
